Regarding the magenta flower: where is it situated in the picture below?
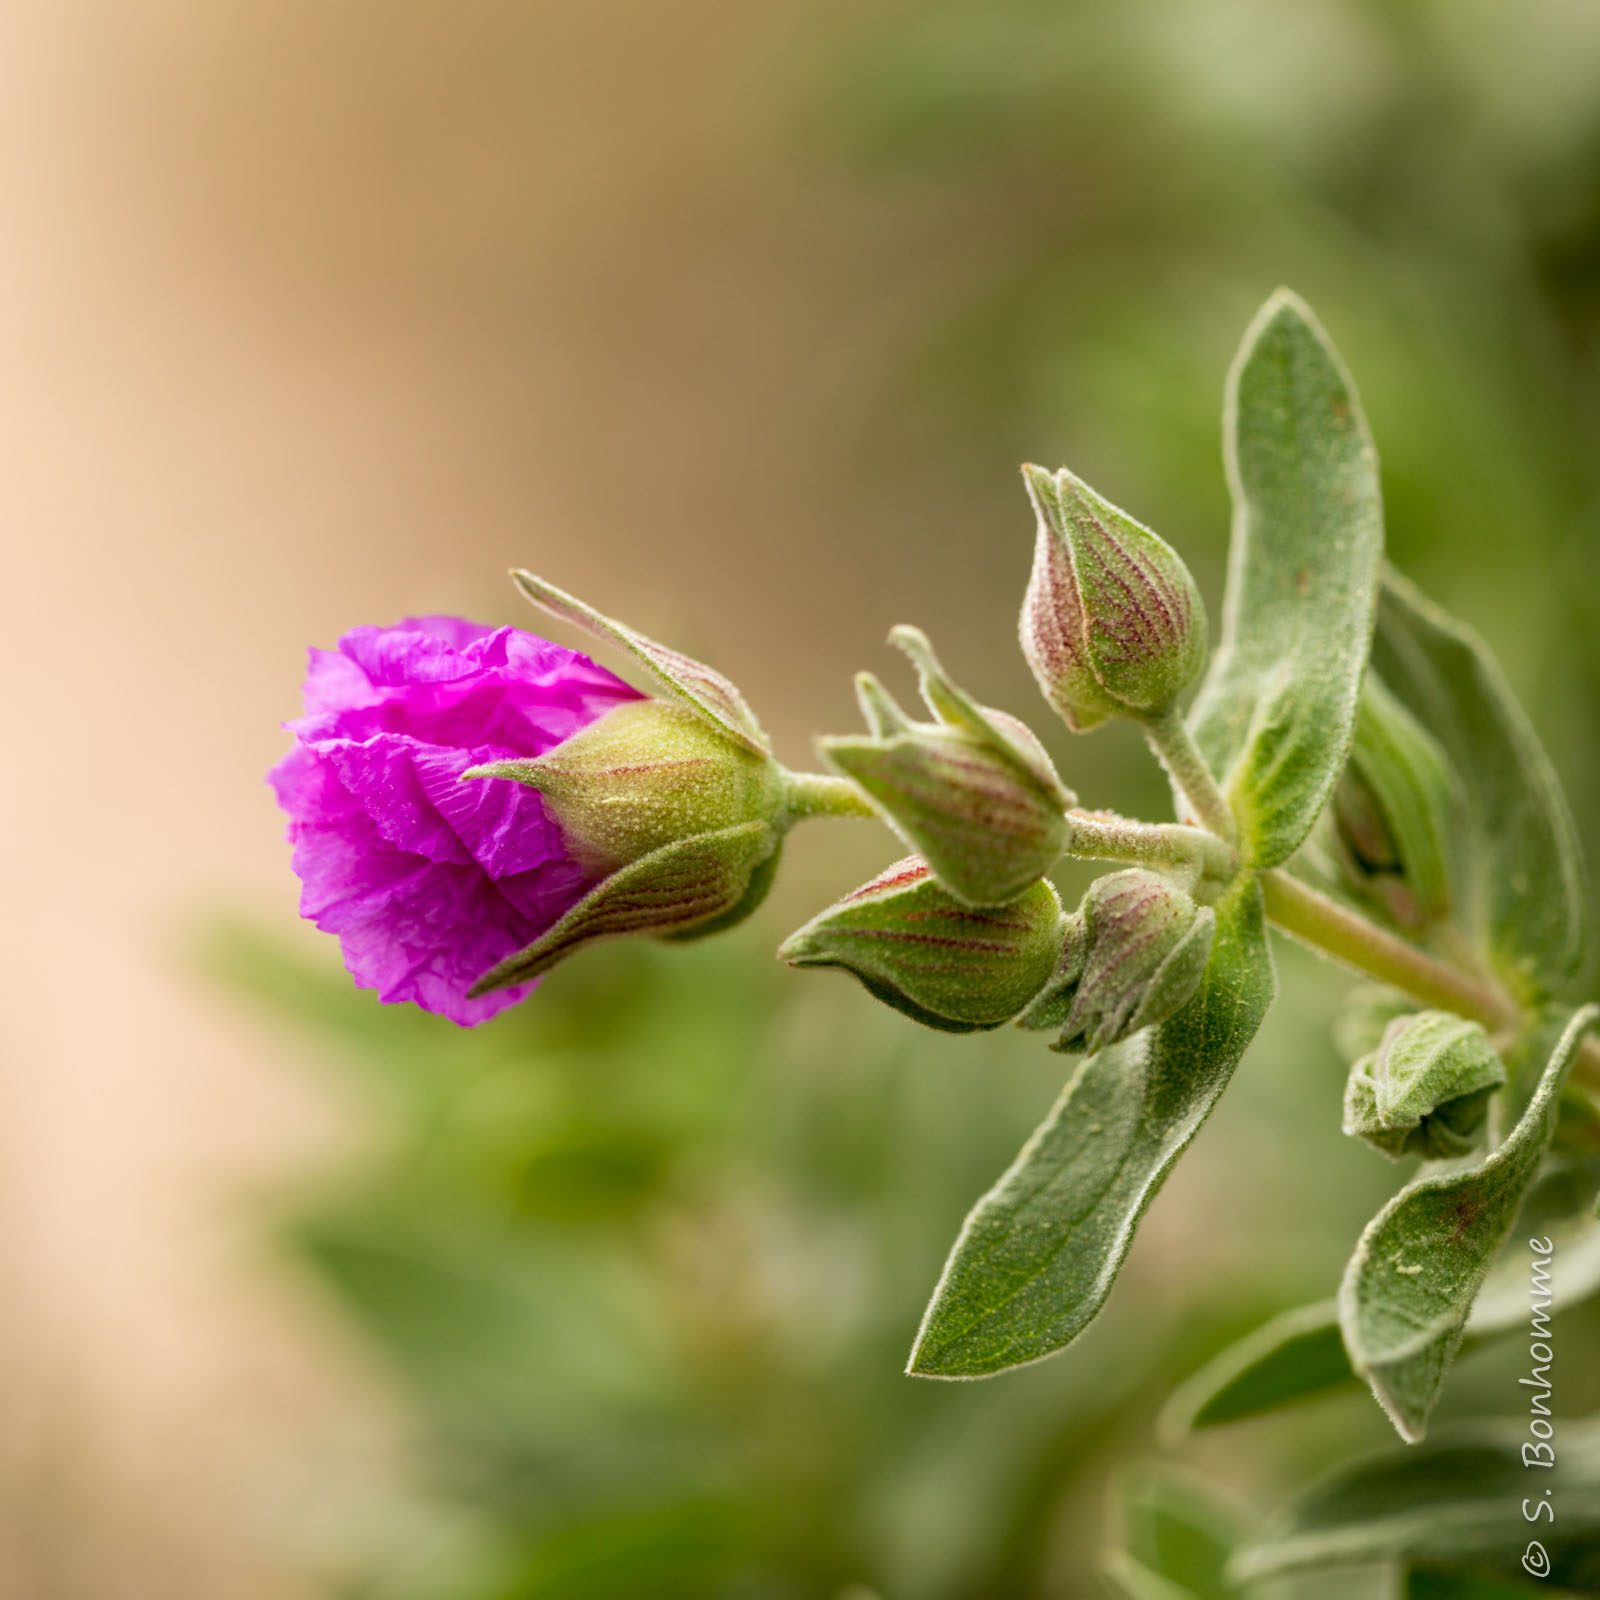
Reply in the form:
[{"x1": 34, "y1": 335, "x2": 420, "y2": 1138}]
[{"x1": 269, "y1": 616, "x2": 641, "y2": 1025}]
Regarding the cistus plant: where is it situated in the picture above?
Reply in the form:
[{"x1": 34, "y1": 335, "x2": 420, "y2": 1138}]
[{"x1": 273, "y1": 290, "x2": 1600, "y2": 1597}]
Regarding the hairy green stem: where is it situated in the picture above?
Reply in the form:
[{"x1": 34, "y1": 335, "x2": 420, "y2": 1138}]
[
  {"x1": 1066, "y1": 809, "x2": 1236, "y2": 884},
  {"x1": 1142, "y1": 704, "x2": 1237, "y2": 843},
  {"x1": 781, "y1": 769, "x2": 878, "y2": 822},
  {"x1": 1264, "y1": 872, "x2": 1600, "y2": 1086},
  {"x1": 1263, "y1": 870, "x2": 1518, "y2": 1028}
]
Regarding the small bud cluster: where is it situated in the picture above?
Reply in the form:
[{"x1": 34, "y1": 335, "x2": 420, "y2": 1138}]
[
  {"x1": 280, "y1": 459, "x2": 1224, "y2": 1061},
  {"x1": 1020, "y1": 870, "x2": 1215, "y2": 1054},
  {"x1": 1342, "y1": 1010, "x2": 1506, "y2": 1161}
]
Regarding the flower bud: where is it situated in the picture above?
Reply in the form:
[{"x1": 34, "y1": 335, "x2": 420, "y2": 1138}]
[
  {"x1": 1330, "y1": 676, "x2": 1456, "y2": 931},
  {"x1": 1342, "y1": 1011, "x2": 1506, "y2": 1161},
  {"x1": 1020, "y1": 869, "x2": 1214, "y2": 1054},
  {"x1": 1020, "y1": 464, "x2": 1207, "y2": 732},
  {"x1": 462, "y1": 575, "x2": 798, "y2": 994},
  {"x1": 778, "y1": 858, "x2": 1064, "y2": 1032},
  {"x1": 469, "y1": 699, "x2": 783, "y2": 878},
  {"x1": 819, "y1": 626, "x2": 1074, "y2": 907}
]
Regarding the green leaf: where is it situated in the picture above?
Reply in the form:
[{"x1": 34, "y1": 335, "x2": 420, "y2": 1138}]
[
  {"x1": 1164, "y1": 1150, "x2": 1600, "y2": 1433},
  {"x1": 1100, "y1": 1553, "x2": 1208, "y2": 1600},
  {"x1": 1188, "y1": 289, "x2": 1383, "y2": 868},
  {"x1": 1340, "y1": 1006, "x2": 1599, "y2": 1440},
  {"x1": 1230, "y1": 1416, "x2": 1600, "y2": 1593},
  {"x1": 1160, "y1": 1300, "x2": 1356, "y2": 1432},
  {"x1": 1119, "y1": 1472, "x2": 1240, "y2": 1600},
  {"x1": 1371, "y1": 570, "x2": 1590, "y2": 1004},
  {"x1": 1404, "y1": 1566, "x2": 1555, "y2": 1599},
  {"x1": 907, "y1": 875, "x2": 1274, "y2": 1377}
]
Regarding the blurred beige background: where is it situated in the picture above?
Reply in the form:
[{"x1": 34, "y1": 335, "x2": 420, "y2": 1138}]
[{"x1": 2, "y1": 3, "x2": 961, "y2": 1592}]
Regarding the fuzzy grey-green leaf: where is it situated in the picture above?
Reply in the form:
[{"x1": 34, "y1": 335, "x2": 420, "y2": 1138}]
[
  {"x1": 1339, "y1": 1005, "x2": 1598, "y2": 1440},
  {"x1": 1187, "y1": 290, "x2": 1383, "y2": 869},
  {"x1": 1230, "y1": 1417, "x2": 1600, "y2": 1592},
  {"x1": 908, "y1": 875, "x2": 1273, "y2": 1377},
  {"x1": 1372, "y1": 569, "x2": 1590, "y2": 1005},
  {"x1": 1166, "y1": 1151, "x2": 1600, "y2": 1433}
]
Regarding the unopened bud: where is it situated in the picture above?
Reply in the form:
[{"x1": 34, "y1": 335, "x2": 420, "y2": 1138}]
[
  {"x1": 1342, "y1": 1011, "x2": 1506, "y2": 1161},
  {"x1": 820, "y1": 626, "x2": 1074, "y2": 907},
  {"x1": 1330, "y1": 676, "x2": 1456, "y2": 931},
  {"x1": 1021, "y1": 869, "x2": 1214, "y2": 1054},
  {"x1": 465, "y1": 574, "x2": 792, "y2": 995},
  {"x1": 779, "y1": 858, "x2": 1063, "y2": 1032},
  {"x1": 470, "y1": 699, "x2": 782, "y2": 877},
  {"x1": 1020, "y1": 464, "x2": 1207, "y2": 732}
]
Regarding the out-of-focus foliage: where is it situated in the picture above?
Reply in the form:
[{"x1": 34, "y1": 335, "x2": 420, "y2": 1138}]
[
  {"x1": 219, "y1": 923, "x2": 1402, "y2": 1600},
  {"x1": 227, "y1": 2, "x2": 1600, "y2": 1595}
]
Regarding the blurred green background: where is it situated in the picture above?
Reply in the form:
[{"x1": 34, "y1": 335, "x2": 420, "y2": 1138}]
[{"x1": 5, "y1": 0, "x2": 1600, "y2": 1595}]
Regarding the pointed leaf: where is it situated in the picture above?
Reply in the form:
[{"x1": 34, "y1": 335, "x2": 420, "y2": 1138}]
[
  {"x1": 1231, "y1": 1417, "x2": 1600, "y2": 1592},
  {"x1": 1188, "y1": 290, "x2": 1383, "y2": 868},
  {"x1": 908, "y1": 876, "x2": 1274, "y2": 1377},
  {"x1": 1340, "y1": 1006, "x2": 1598, "y2": 1440},
  {"x1": 1166, "y1": 1150, "x2": 1600, "y2": 1433},
  {"x1": 512, "y1": 570, "x2": 770, "y2": 756},
  {"x1": 1372, "y1": 570, "x2": 1589, "y2": 1004}
]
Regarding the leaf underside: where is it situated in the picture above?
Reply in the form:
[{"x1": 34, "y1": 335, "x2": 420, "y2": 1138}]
[
  {"x1": 1188, "y1": 289, "x2": 1384, "y2": 869},
  {"x1": 908, "y1": 876, "x2": 1274, "y2": 1378}
]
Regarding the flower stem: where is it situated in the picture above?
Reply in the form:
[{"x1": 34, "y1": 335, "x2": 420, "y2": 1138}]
[
  {"x1": 781, "y1": 770, "x2": 877, "y2": 822},
  {"x1": 1142, "y1": 705, "x2": 1236, "y2": 843},
  {"x1": 1262, "y1": 869, "x2": 1518, "y2": 1029},
  {"x1": 1066, "y1": 809, "x2": 1236, "y2": 885}
]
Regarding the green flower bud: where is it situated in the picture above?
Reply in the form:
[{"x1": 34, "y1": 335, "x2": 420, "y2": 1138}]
[
  {"x1": 1342, "y1": 1011, "x2": 1507, "y2": 1161},
  {"x1": 1330, "y1": 676, "x2": 1457, "y2": 931},
  {"x1": 471, "y1": 699, "x2": 783, "y2": 877},
  {"x1": 1021, "y1": 869, "x2": 1214, "y2": 1054},
  {"x1": 778, "y1": 858, "x2": 1064, "y2": 1033},
  {"x1": 1020, "y1": 464, "x2": 1207, "y2": 732},
  {"x1": 819, "y1": 626, "x2": 1074, "y2": 907},
  {"x1": 466, "y1": 573, "x2": 820, "y2": 994}
]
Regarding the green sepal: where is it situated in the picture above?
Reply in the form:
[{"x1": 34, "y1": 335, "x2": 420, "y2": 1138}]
[
  {"x1": 1342, "y1": 1011, "x2": 1506, "y2": 1162},
  {"x1": 819, "y1": 627, "x2": 1073, "y2": 907},
  {"x1": 1188, "y1": 290, "x2": 1384, "y2": 869},
  {"x1": 1019, "y1": 463, "x2": 1208, "y2": 732},
  {"x1": 1230, "y1": 1416, "x2": 1600, "y2": 1593},
  {"x1": 1339, "y1": 1005, "x2": 1599, "y2": 1440},
  {"x1": 778, "y1": 858, "x2": 1062, "y2": 1033},
  {"x1": 468, "y1": 699, "x2": 782, "y2": 876},
  {"x1": 907, "y1": 874, "x2": 1273, "y2": 1377},
  {"x1": 468, "y1": 820, "x2": 779, "y2": 994},
  {"x1": 511, "y1": 569, "x2": 771, "y2": 756}
]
